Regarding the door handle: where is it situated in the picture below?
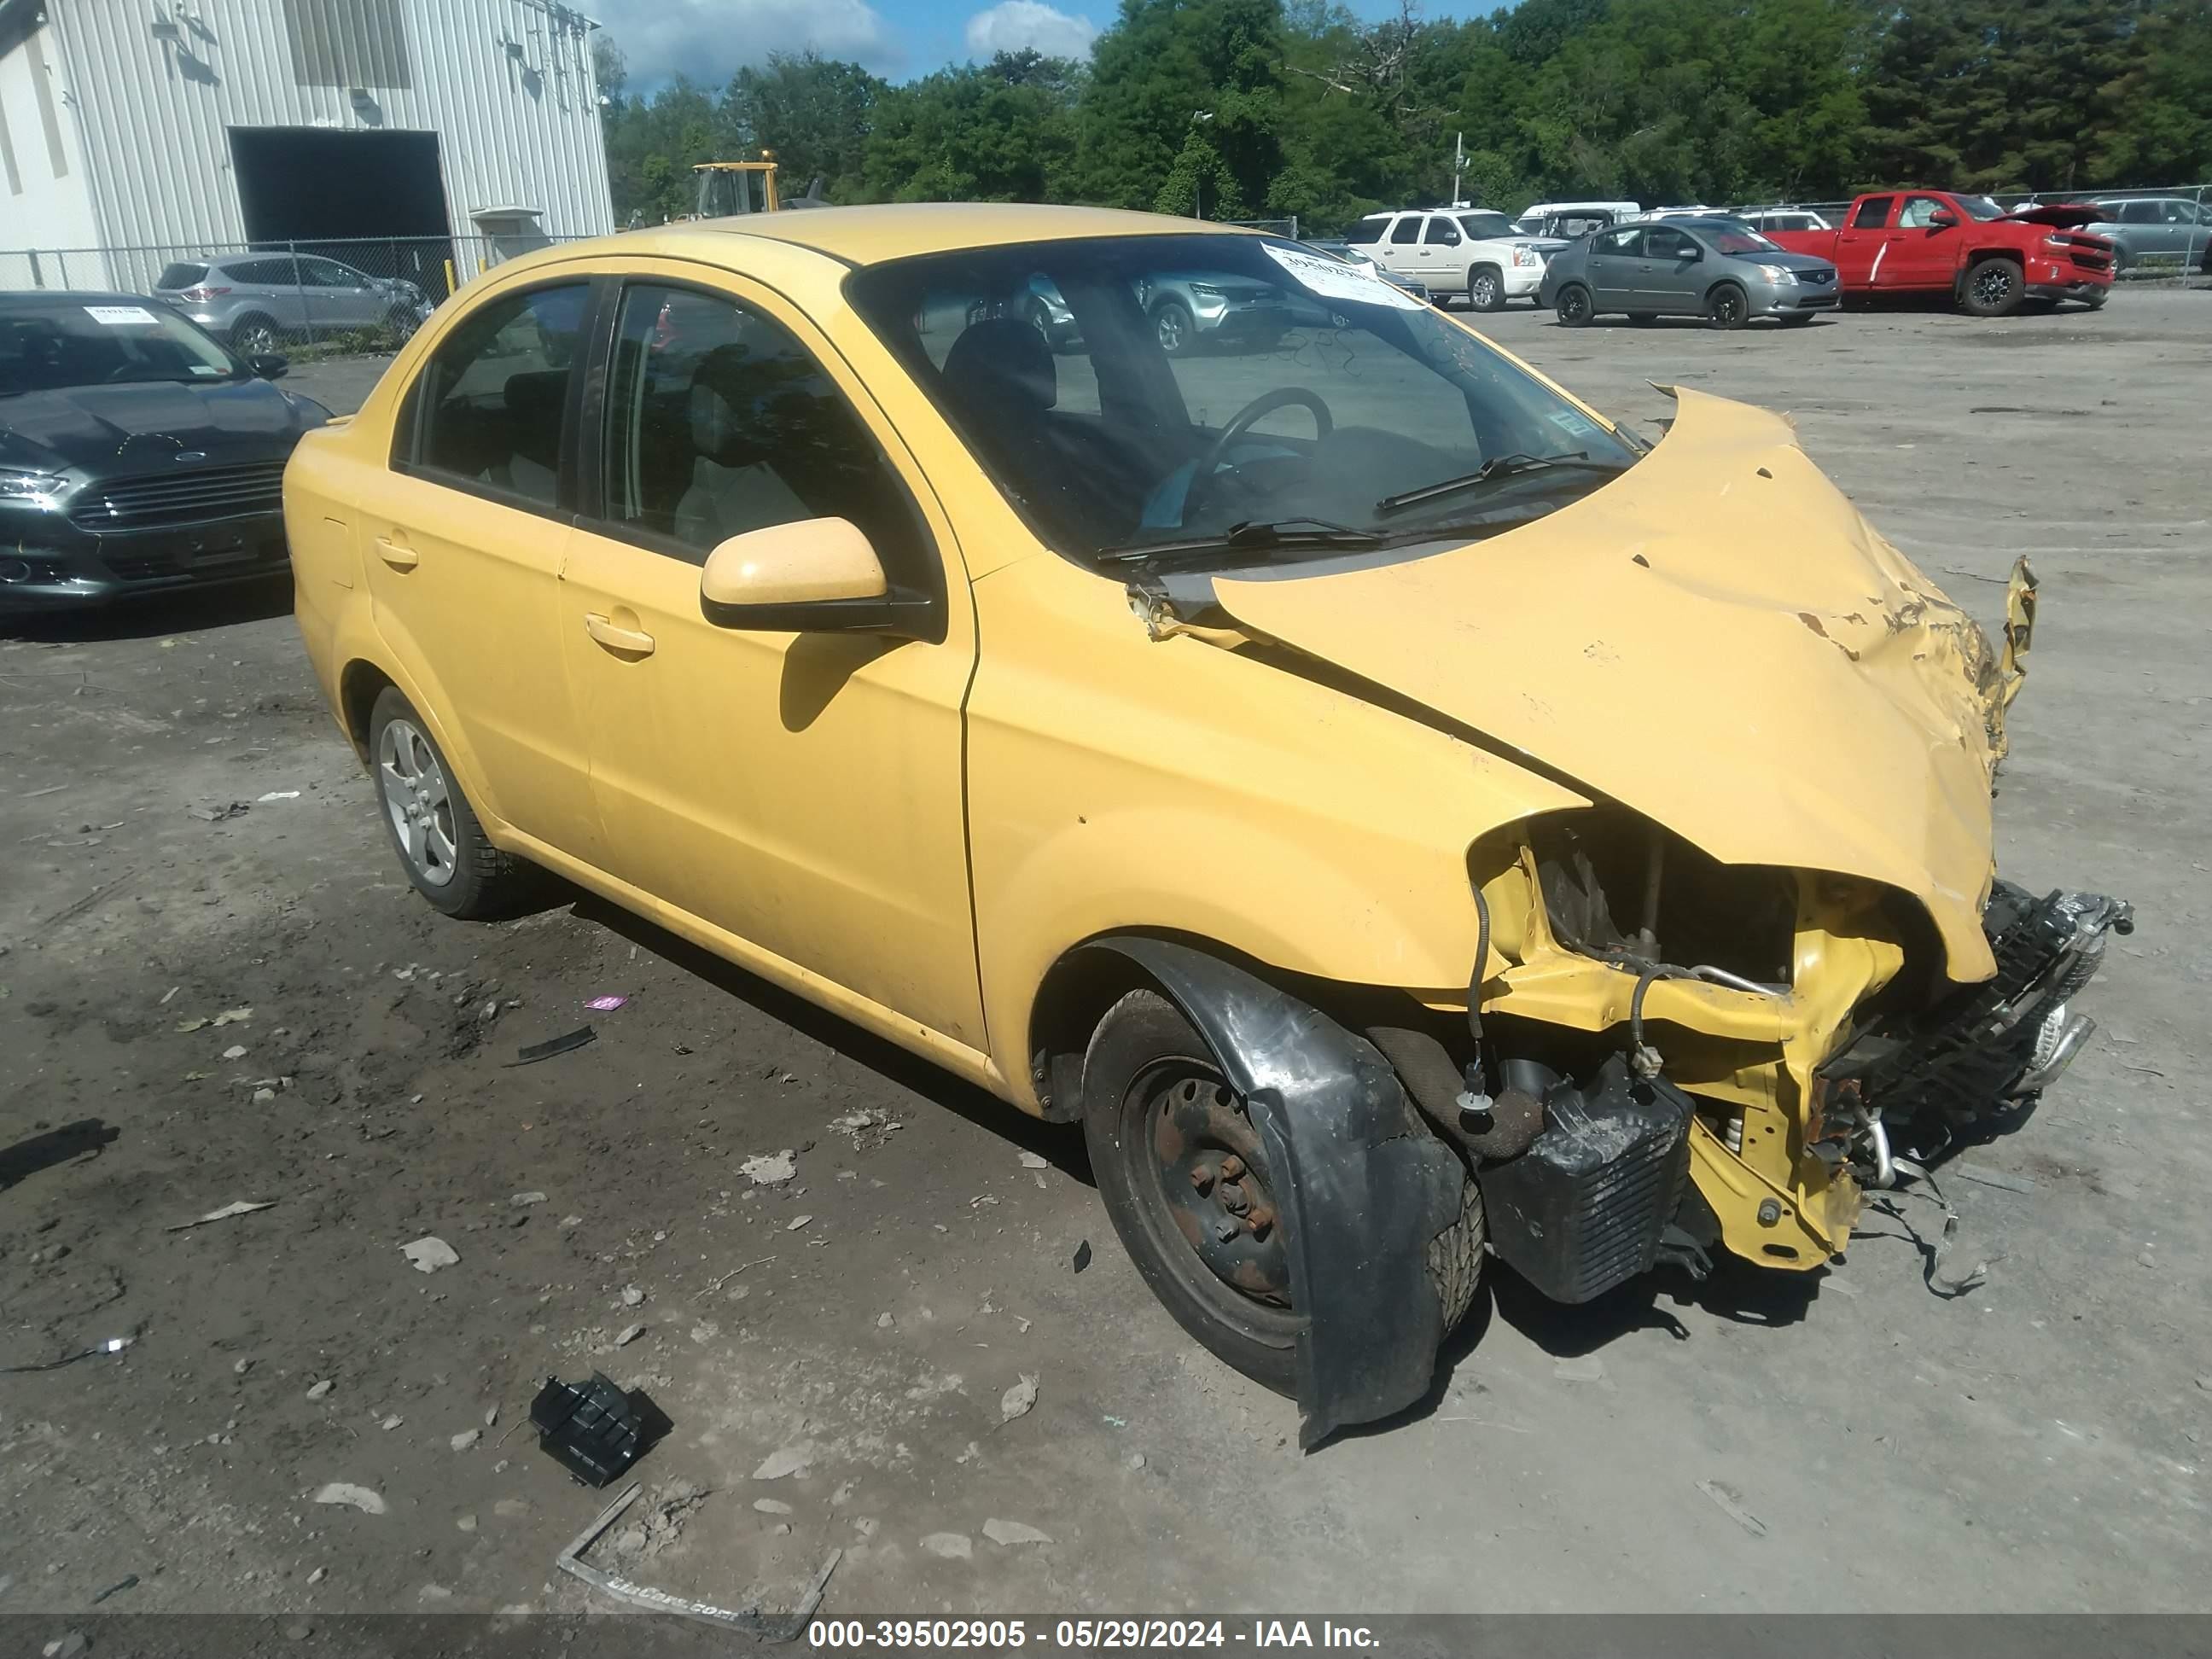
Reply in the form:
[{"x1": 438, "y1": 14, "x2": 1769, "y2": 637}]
[
  {"x1": 374, "y1": 534, "x2": 418, "y2": 569},
  {"x1": 584, "y1": 612, "x2": 656, "y2": 656}
]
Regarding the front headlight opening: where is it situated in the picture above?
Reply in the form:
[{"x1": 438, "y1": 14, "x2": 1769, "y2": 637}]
[{"x1": 1528, "y1": 810, "x2": 1797, "y2": 989}]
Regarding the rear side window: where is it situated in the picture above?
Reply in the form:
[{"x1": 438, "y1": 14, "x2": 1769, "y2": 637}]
[
  {"x1": 403, "y1": 282, "x2": 589, "y2": 511},
  {"x1": 1851, "y1": 196, "x2": 1895, "y2": 229},
  {"x1": 156, "y1": 263, "x2": 208, "y2": 289},
  {"x1": 1342, "y1": 218, "x2": 1386, "y2": 245},
  {"x1": 1388, "y1": 216, "x2": 1420, "y2": 245}
]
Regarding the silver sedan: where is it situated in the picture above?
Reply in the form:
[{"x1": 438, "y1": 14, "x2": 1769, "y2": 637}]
[{"x1": 1540, "y1": 219, "x2": 1840, "y2": 329}]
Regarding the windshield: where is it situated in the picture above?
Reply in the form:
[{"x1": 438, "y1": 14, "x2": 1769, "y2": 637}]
[
  {"x1": 1712, "y1": 229, "x2": 1784, "y2": 254},
  {"x1": 1956, "y1": 195, "x2": 2005, "y2": 221},
  {"x1": 1, "y1": 298, "x2": 243, "y2": 395},
  {"x1": 1458, "y1": 212, "x2": 1515, "y2": 238},
  {"x1": 846, "y1": 235, "x2": 1635, "y2": 566}
]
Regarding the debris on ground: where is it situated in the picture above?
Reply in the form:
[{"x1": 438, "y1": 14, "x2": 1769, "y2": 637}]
[
  {"x1": 1072, "y1": 1240, "x2": 1092, "y2": 1273},
  {"x1": 306, "y1": 1379, "x2": 334, "y2": 1399},
  {"x1": 741, "y1": 1150, "x2": 797, "y2": 1185},
  {"x1": 311, "y1": 1482, "x2": 387, "y2": 1515},
  {"x1": 256, "y1": 790, "x2": 301, "y2": 802},
  {"x1": 786, "y1": 1214, "x2": 812, "y2": 1232},
  {"x1": 1554, "y1": 1355, "x2": 1607, "y2": 1383},
  {"x1": 1018, "y1": 1151, "x2": 1049, "y2": 1170},
  {"x1": 510, "y1": 1191, "x2": 547, "y2": 1208},
  {"x1": 188, "y1": 801, "x2": 251, "y2": 822},
  {"x1": 983, "y1": 1518, "x2": 1052, "y2": 1547},
  {"x1": 220, "y1": 1045, "x2": 247, "y2": 1061},
  {"x1": 828, "y1": 1108, "x2": 905, "y2": 1150},
  {"x1": 921, "y1": 1532, "x2": 973, "y2": 1560},
  {"x1": 1000, "y1": 1373, "x2": 1040, "y2": 1423},
  {"x1": 532, "y1": 1372, "x2": 656, "y2": 1487},
  {"x1": 556, "y1": 1481, "x2": 840, "y2": 1637},
  {"x1": 451, "y1": 1429, "x2": 481, "y2": 1452},
  {"x1": 166, "y1": 1199, "x2": 275, "y2": 1232},
  {"x1": 400, "y1": 1236, "x2": 460, "y2": 1274},
  {"x1": 753, "y1": 1441, "x2": 816, "y2": 1481},
  {"x1": 509, "y1": 1027, "x2": 597, "y2": 1067},
  {"x1": 90, "y1": 1574, "x2": 139, "y2": 1603},
  {"x1": 381, "y1": 1415, "x2": 404, "y2": 1431},
  {"x1": 620, "y1": 1285, "x2": 644, "y2": 1307},
  {"x1": 1695, "y1": 1478, "x2": 1767, "y2": 1538},
  {"x1": 754, "y1": 1498, "x2": 793, "y2": 1515},
  {"x1": 614, "y1": 1324, "x2": 646, "y2": 1348},
  {"x1": 612, "y1": 1479, "x2": 711, "y2": 1559},
  {"x1": 584, "y1": 995, "x2": 629, "y2": 1012}
]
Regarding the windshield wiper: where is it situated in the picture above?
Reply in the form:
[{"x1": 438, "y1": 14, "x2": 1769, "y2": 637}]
[
  {"x1": 1374, "y1": 451, "x2": 1625, "y2": 517},
  {"x1": 1097, "y1": 516, "x2": 1383, "y2": 565}
]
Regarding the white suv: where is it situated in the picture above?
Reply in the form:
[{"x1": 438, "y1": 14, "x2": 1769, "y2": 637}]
[{"x1": 1345, "y1": 208, "x2": 1549, "y2": 311}]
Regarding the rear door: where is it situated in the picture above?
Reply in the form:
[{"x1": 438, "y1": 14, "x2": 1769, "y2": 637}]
[
  {"x1": 301, "y1": 258, "x2": 381, "y2": 330},
  {"x1": 1375, "y1": 213, "x2": 1423, "y2": 282},
  {"x1": 352, "y1": 277, "x2": 604, "y2": 862},
  {"x1": 1834, "y1": 195, "x2": 1898, "y2": 286},
  {"x1": 1583, "y1": 227, "x2": 1644, "y2": 309}
]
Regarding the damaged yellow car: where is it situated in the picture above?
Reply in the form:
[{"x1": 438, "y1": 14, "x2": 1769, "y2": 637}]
[{"x1": 284, "y1": 206, "x2": 2129, "y2": 1445}]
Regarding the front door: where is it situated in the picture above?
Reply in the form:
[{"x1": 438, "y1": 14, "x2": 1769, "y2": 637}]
[
  {"x1": 558, "y1": 270, "x2": 986, "y2": 1047},
  {"x1": 354, "y1": 278, "x2": 604, "y2": 862},
  {"x1": 1889, "y1": 195, "x2": 1968, "y2": 288},
  {"x1": 1415, "y1": 214, "x2": 1464, "y2": 293},
  {"x1": 1833, "y1": 195, "x2": 1899, "y2": 285},
  {"x1": 1584, "y1": 227, "x2": 1644, "y2": 308},
  {"x1": 1635, "y1": 224, "x2": 1703, "y2": 312}
]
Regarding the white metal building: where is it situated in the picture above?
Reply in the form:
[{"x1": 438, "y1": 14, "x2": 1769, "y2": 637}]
[{"x1": 0, "y1": 0, "x2": 614, "y2": 291}]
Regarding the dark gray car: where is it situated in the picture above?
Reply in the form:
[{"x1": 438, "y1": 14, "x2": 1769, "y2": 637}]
[{"x1": 1540, "y1": 219, "x2": 1840, "y2": 329}]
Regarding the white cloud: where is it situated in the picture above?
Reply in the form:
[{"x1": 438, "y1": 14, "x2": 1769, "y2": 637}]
[
  {"x1": 963, "y1": 0, "x2": 1097, "y2": 61},
  {"x1": 591, "y1": 0, "x2": 901, "y2": 90}
]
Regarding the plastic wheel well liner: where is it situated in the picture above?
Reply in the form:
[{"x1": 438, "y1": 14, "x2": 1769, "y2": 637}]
[{"x1": 1067, "y1": 936, "x2": 1464, "y2": 1447}]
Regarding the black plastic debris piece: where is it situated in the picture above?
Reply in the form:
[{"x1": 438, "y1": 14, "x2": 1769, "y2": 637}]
[
  {"x1": 1071, "y1": 1238, "x2": 1091, "y2": 1273},
  {"x1": 531, "y1": 1371, "x2": 663, "y2": 1487},
  {"x1": 509, "y1": 1026, "x2": 597, "y2": 1068}
]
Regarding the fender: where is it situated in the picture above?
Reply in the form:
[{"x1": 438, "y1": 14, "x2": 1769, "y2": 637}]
[{"x1": 1073, "y1": 937, "x2": 1464, "y2": 1448}]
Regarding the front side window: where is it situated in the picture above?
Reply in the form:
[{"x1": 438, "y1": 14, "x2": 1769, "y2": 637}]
[
  {"x1": 846, "y1": 234, "x2": 1638, "y2": 568},
  {"x1": 598, "y1": 282, "x2": 923, "y2": 573},
  {"x1": 0, "y1": 297, "x2": 243, "y2": 394},
  {"x1": 1643, "y1": 227, "x2": 1695, "y2": 259},
  {"x1": 1458, "y1": 212, "x2": 1515, "y2": 239},
  {"x1": 1423, "y1": 217, "x2": 1460, "y2": 246},
  {"x1": 300, "y1": 259, "x2": 362, "y2": 288},
  {"x1": 405, "y1": 282, "x2": 587, "y2": 509},
  {"x1": 1898, "y1": 195, "x2": 1949, "y2": 229},
  {"x1": 1851, "y1": 196, "x2": 1895, "y2": 229}
]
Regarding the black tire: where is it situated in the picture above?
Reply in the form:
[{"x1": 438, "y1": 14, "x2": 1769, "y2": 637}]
[
  {"x1": 230, "y1": 313, "x2": 282, "y2": 356},
  {"x1": 366, "y1": 687, "x2": 545, "y2": 920},
  {"x1": 1081, "y1": 989, "x2": 1483, "y2": 1394},
  {"x1": 1153, "y1": 299, "x2": 1196, "y2": 357},
  {"x1": 1706, "y1": 282, "x2": 1749, "y2": 329},
  {"x1": 1961, "y1": 255, "x2": 2023, "y2": 317},
  {"x1": 1555, "y1": 282, "x2": 1592, "y2": 327},
  {"x1": 1468, "y1": 265, "x2": 1507, "y2": 312}
]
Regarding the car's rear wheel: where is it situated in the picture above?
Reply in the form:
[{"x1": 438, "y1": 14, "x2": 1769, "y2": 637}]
[
  {"x1": 1468, "y1": 265, "x2": 1506, "y2": 312},
  {"x1": 230, "y1": 314, "x2": 281, "y2": 356},
  {"x1": 1961, "y1": 256, "x2": 2023, "y2": 317},
  {"x1": 367, "y1": 687, "x2": 545, "y2": 920},
  {"x1": 1706, "y1": 282, "x2": 1749, "y2": 329},
  {"x1": 385, "y1": 306, "x2": 422, "y2": 343},
  {"x1": 1082, "y1": 989, "x2": 1483, "y2": 1394},
  {"x1": 1153, "y1": 300, "x2": 1196, "y2": 356},
  {"x1": 1555, "y1": 283, "x2": 1592, "y2": 327}
]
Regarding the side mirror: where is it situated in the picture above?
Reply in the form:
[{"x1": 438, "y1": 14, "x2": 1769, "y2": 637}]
[
  {"x1": 1929, "y1": 209, "x2": 1959, "y2": 228},
  {"x1": 699, "y1": 515, "x2": 936, "y2": 639},
  {"x1": 1679, "y1": 246, "x2": 1702, "y2": 262},
  {"x1": 248, "y1": 352, "x2": 288, "y2": 379}
]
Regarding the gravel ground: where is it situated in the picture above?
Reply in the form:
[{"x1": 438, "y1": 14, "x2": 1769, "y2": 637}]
[{"x1": 3, "y1": 288, "x2": 2208, "y2": 1619}]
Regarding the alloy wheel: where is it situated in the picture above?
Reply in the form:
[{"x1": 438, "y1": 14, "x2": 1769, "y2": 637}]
[{"x1": 377, "y1": 718, "x2": 460, "y2": 888}]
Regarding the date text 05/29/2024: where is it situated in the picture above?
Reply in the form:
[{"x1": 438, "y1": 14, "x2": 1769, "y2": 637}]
[{"x1": 806, "y1": 1619, "x2": 1382, "y2": 1650}]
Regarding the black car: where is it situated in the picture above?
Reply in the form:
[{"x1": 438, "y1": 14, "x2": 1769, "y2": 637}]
[{"x1": 1, "y1": 292, "x2": 331, "y2": 613}]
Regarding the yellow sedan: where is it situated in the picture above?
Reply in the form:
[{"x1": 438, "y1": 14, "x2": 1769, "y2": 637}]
[{"x1": 285, "y1": 204, "x2": 2127, "y2": 1446}]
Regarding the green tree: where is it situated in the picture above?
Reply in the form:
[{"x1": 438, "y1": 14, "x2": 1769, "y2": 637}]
[
  {"x1": 722, "y1": 50, "x2": 887, "y2": 201},
  {"x1": 865, "y1": 50, "x2": 1084, "y2": 202}
]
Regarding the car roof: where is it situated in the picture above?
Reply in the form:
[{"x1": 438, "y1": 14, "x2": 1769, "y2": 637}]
[{"x1": 608, "y1": 202, "x2": 1256, "y2": 268}]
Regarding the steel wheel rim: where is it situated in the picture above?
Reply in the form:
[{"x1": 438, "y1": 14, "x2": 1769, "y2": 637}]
[
  {"x1": 1974, "y1": 266, "x2": 2014, "y2": 306},
  {"x1": 377, "y1": 718, "x2": 460, "y2": 888},
  {"x1": 1156, "y1": 308, "x2": 1185, "y2": 352},
  {"x1": 1128, "y1": 1058, "x2": 1296, "y2": 1326}
]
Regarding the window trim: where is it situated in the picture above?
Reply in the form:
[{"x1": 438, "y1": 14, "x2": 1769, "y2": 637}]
[
  {"x1": 388, "y1": 274, "x2": 605, "y2": 524},
  {"x1": 573, "y1": 272, "x2": 949, "y2": 645}
]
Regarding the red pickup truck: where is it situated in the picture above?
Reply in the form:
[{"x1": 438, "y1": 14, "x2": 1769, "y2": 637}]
[{"x1": 1767, "y1": 190, "x2": 2115, "y2": 316}]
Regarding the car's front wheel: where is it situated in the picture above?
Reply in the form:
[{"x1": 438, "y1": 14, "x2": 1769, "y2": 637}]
[
  {"x1": 1706, "y1": 282, "x2": 1749, "y2": 329},
  {"x1": 1153, "y1": 299, "x2": 1196, "y2": 356},
  {"x1": 1961, "y1": 256, "x2": 2023, "y2": 317},
  {"x1": 1468, "y1": 265, "x2": 1506, "y2": 312},
  {"x1": 367, "y1": 687, "x2": 544, "y2": 919},
  {"x1": 1555, "y1": 282, "x2": 1592, "y2": 327},
  {"x1": 1081, "y1": 989, "x2": 1483, "y2": 1394}
]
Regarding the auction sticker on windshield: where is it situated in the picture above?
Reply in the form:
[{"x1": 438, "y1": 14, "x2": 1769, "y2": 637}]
[
  {"x1": 1260, "y1": 242, "x2": 1427, "y2": 311},
  {"x1": 82, "y1": 306, "x2": 162, "y2": 326}
]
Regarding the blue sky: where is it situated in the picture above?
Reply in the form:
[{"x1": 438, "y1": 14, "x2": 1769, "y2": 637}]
[{"x1": 591, "y1": 0, "x2": 1473, "y2": 90}]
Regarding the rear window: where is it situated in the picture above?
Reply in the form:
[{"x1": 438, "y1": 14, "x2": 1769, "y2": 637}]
[{"x1": 155, "y1": 263, "x2": 208, "y2": 290}]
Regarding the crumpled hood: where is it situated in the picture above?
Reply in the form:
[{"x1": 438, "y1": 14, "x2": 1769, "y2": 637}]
[{"x1": 1210, "y1": 388, "x2": 2006, "y2": 982}]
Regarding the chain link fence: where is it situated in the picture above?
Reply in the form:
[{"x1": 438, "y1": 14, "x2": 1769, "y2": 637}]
[
  {"x1": 1732, "y1": 184, "x2": 2210, "y2": 285},
  {"x1": 0, "y1": 234, "x2": 594, "y2": 359}
]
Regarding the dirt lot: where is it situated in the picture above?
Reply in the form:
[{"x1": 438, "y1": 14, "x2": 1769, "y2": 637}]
[{"x1": 3, "y1": 289, "x2": 2209, "y2": 1621}]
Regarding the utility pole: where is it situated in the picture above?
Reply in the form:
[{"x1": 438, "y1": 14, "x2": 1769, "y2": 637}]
[
  {"x1": 1452, "y1": 131, "x2": 1466, "y2": 208},
  {"x1": 1191, "y1": 108, "x2": 1214, "y2": 219}
]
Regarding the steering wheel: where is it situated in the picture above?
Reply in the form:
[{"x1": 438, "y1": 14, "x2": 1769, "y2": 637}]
[{"x1": 1182, "y1": 387, "x2": 1335, "y2": 521}]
